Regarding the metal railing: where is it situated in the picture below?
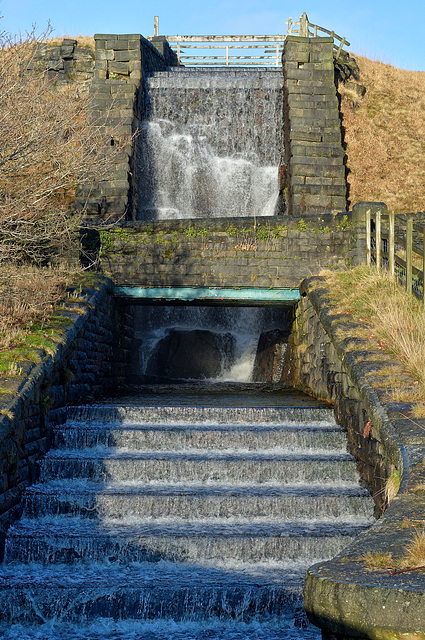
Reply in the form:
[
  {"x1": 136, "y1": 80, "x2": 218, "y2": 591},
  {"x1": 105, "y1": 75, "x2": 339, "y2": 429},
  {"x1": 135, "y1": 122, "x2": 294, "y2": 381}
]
[
  {"x1": 366, "y1": 209, "x2": 425, "y2": 301},
  {"x1": 150, "y1": 12, "x2": 349, "y2": 67}
]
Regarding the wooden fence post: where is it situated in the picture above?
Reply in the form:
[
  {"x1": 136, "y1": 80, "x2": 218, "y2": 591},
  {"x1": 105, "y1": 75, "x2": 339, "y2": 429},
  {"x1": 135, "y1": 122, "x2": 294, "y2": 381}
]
[
  {"x1": 388, "y1": 210, "x2": 395, "y2": 277},
  {"x1": 406, "y1": 214, "x2": 413, "y2": 295},
  {"x1": 375, "y1": 209, "x2": 382, "y2": 270},
  {"x1": 286, "y1": 17, "x2": 293, "y2": 35},
  {"x1": 299, "y1": 12, "x2": 309, "y2": 37}
]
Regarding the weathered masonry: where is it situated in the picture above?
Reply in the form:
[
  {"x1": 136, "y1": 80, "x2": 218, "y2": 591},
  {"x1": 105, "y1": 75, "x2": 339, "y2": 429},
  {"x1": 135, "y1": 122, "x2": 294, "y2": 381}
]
[
  {"x1": 70, "y1": 28, "x2": 358, "y2": 291},
  {"x1": 6, "y1": 17, "x2": 423, "y2": 640}
]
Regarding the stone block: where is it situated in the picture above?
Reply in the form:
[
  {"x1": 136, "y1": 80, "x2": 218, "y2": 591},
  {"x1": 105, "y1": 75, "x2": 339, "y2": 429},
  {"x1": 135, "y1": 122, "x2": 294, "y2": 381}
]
[
  {"x1": 285, "y1": 68, "x2": 334, "y2": 83},
  {"x1": 94, "y1": 69, "x2": 107, "y2": 80},
  {"x1": 106, "y1": 40, "x2": 130, "y2": 51},
  {"x1": 283, "y1": 50, "x2": 310, "y2": 63},
  {"x1": 109, "y1": 61, "x2": 130, "y2": 75},
  {"x1": 128, "y1": 39, "x2": 142, "y2": 50},
  {"x1": 330, "y1": 196, "x2": 347, "y2": 210},
  {"x1": 115, "y1": 51, "x2": 131, "y2": 62},
  {"x1": 97, "y1": 50, "x2": 115, "y2": 61},
  {"x1": 129, "y1": 60, "x2": 142, "y2": 72}
]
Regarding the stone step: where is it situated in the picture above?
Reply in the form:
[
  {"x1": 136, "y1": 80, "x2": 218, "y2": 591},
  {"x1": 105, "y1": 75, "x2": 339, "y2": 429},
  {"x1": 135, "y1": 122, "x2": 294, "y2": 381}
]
[
  {"x1": 0, "y1": 561, "x2": 305, "y2": 624},
  {"x1": 40, "y1": 450, "x2": 360, "y2": 484},
  {"x1": 23, "y1": 481, "x2": 374, "y2": 520},
  {"x1": 4, "y1": 518, "x2": 371, "y2": 565},
  {"x1": 66, "y1": 404, "x2": 337, "y2": 426},
  {"x1": 0, "y1": 618, "x2": 313, "y2": 640},
  {"x1": 53, "y1": 422, "x2": 349, "y2": 453}
]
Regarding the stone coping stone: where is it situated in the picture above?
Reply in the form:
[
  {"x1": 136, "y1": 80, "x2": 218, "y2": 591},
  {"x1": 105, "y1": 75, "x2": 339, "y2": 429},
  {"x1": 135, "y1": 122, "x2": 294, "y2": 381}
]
[
  {"x1": 83, "y1": 212, "x2": 350, "y2": 234},
  {"x1": 301, "y1": 276, "x2": 425, "y2": 640}
]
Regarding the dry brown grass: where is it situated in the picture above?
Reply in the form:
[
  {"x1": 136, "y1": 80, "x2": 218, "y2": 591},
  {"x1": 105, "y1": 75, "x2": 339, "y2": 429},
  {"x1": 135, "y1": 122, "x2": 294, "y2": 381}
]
[
  {"x1": 0, "y1": 265, "x2": 74, "y2": 347},
  {"x1": 384, "y1": 470, "x2": 401, "y2": 506},
  {"x1": 362, "y1": 551, "x2": 394, "y2": 568},
  {"x1": 44, "y1": 36, "x2": 95, "y2": 50},
  {"x1": 399, "y1": 531, "x2": 425, "y2": 569},
  {"x1": 322, "y1": 266, "x2": 425, "y2": 399},
  {"x1": 339, "y1": 56, "x2": 425, "y2": 213}
]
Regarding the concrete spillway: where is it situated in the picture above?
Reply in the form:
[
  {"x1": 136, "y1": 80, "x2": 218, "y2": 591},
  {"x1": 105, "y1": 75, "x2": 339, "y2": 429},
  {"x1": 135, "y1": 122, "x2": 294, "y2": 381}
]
[{"x1": 0, "y1": 389, "x2": 374, "y2": 639}]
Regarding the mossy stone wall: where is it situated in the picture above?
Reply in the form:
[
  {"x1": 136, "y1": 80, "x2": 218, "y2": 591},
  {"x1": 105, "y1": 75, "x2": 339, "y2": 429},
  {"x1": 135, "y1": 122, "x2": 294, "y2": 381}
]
[
  {"x1": 91, "y1": 213, "x2": 362, "y2": 289},
  {"x1": 0, "y1": 278, "x2": 128, "y2": 557}
]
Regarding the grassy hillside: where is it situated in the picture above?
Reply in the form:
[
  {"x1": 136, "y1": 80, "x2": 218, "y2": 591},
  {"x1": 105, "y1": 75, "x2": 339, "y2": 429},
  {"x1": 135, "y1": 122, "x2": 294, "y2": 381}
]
[{"x1": 339, "y1": 56, "x2": 425, "y2": 213}]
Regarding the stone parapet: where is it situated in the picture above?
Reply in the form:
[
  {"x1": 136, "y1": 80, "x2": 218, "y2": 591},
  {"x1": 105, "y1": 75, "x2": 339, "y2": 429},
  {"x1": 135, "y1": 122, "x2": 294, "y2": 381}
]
[
  {"x1": 87, "y1": 213, "x2": 354, "y2": 289},
  {"x1": 282, "y1": 36, "x2": 347, "y2": 216},
  {"x1": 0, "y1": 278, "x2": 127, "y2": 558},
  {"x1": 290, "y1": 277, "x2": 425, "y2": 640}
]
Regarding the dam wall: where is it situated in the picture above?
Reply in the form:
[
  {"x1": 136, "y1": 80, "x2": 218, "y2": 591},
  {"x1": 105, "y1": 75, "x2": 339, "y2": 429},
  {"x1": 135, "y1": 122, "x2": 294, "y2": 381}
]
[
  {"x1": 92, "y1": 212, "x2": 362, "y2": 289},
  {"x1": 73, "y1": 32, "x2": 347, "y2": 225}
]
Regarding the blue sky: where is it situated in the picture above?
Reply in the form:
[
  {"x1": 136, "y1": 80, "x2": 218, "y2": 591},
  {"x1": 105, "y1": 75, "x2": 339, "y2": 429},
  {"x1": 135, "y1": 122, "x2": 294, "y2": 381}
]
[{"x1": 2, "y1": 0, "x2": 424, "y2": 71}]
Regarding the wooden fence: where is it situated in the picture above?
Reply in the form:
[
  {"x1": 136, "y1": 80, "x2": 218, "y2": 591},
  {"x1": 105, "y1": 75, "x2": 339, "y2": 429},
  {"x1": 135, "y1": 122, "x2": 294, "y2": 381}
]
[
  {"x1": 366, "y1": 208, "x2": 425, "y2": 300},
  {"x1": 162, "y1": 36, "x2": 285, "y2": 67},
  {"x1": 286, "y1": 12, "x2": 350, "y2": 56},
  {"x1": 151, "y1": 12, "x2": 349, "y2": 67}
]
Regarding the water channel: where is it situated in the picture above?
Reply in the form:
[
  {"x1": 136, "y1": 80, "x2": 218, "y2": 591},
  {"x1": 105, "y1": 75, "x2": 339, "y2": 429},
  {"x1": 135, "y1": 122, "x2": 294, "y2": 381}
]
[
  {"x1": 0, "y1": 64, "x2": 375, "y2": 637},
  {"x1": 0, "y1": 307, "x2": 375, "y2": 639}
]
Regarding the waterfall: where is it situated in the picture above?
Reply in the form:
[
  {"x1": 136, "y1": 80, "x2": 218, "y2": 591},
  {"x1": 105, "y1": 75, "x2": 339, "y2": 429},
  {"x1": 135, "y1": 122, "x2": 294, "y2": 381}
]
[
  {"x1": 0, "y1": 390, "x2": 375, "y2": 639},
  {"x1": 136, "y1": 69, "x2": 284, "y2": 220},
  {"x1": 125, "y1": 305, "x2": 291, "y2": 384}
]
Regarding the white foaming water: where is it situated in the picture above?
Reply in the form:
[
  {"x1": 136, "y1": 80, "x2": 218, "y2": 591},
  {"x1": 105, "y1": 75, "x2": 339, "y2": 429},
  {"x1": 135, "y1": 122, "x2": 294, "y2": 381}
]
[
  {"x1": 138, "y1": 121, "x2": 279, "y2": 220},
  {"x1": 0, "y1": 618, "x2": 320, "y2": 640},
  {"x1": 132, "y1": 306, "x2": 290, "y2": 383},
  {"x1": 218, "y1": 334, "x2": 258, "y2": 382}
]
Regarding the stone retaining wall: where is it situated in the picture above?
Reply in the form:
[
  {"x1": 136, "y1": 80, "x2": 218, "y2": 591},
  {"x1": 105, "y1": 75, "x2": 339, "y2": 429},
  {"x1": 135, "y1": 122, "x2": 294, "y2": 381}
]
[
  {"x1": 0, "y1": 278, "x2": 127, "y2": 557},
  {"x1": 292, "y1": 276, "x2": 425, "y2": 640},
  {"x1": 91, "y1": 212, "x2": 361, "y2": 289},
  {"x1": 29, "y1": 38, "x2": 95, "y2": 93},
  {"x1": 287, "y1": 278, "x2": 404, "y2": 514}
]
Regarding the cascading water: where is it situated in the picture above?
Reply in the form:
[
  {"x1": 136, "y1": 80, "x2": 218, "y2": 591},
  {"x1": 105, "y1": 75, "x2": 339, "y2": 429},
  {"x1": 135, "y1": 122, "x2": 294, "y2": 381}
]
[
  {"x1": 136, "y1": 69, "x2": 284, "y2": 220},
  {"x1": 0, "y1": 390, "x2": 376, "y2": 640},
  {"x1": 125, "y1": 305, "x2": 291, "y2": 384},
  {"x1": 0, "y1": 65, "x2": 375, "y2": 639}
]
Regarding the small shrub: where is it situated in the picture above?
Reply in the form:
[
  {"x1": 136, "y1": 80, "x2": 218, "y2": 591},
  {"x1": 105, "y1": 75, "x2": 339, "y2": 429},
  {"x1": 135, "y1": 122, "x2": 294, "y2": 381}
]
[
  {"x1": 385, "y1": 470, "x2": 401, "y2": 506},
  {"x1": 363, "y1": 551, "x2": 394, "y2": 568},
  {"x1": 256, "y1": 227, "x2": 270, "y2": 241},
  {"x1": 184, "y1": 226, "x2": 197, "y2": 238},
  {"x1": 226, "y1": 225, "x2": 238, "y2": 237}
]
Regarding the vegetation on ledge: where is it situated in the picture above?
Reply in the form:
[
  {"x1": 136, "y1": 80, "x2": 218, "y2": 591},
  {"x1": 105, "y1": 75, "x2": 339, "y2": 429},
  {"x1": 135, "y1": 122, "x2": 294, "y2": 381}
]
[{"x1": 321, "y1": 265, "x2": 425, "y2": 412}]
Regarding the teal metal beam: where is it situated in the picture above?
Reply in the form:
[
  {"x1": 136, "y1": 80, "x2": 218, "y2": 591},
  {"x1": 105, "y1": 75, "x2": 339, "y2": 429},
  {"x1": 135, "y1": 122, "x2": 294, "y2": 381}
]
[{"x1": 114, "y1": 286, "x2": 300, "y2": 305}]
